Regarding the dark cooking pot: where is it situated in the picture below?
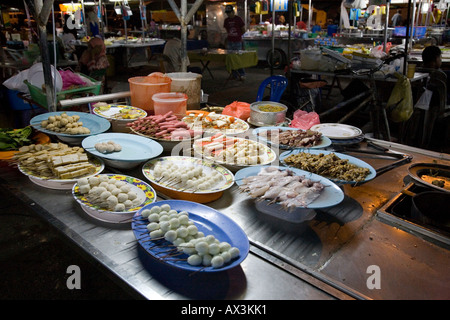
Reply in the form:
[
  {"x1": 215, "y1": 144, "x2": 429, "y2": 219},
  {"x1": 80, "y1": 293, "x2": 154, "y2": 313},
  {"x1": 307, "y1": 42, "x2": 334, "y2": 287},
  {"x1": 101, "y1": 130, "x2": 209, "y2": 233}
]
[{"x1": 402, "y1": 190, "x2": 450, "y2": 232}]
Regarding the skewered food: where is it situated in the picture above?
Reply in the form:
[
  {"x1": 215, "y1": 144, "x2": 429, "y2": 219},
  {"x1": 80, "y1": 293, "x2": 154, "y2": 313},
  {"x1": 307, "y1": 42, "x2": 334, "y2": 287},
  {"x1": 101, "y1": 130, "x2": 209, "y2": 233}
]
[
  {"x1": 238, "y1": 167, "x2": 325, "y2": 209},
  {"x1": 77, "y1": 175, "x2": 141, "y2": 211},
  {"x1": 128, "y1": 111, "x2": 194, "y2": 140},
  {"x1": 257, "y1": 128, "x2": 323, "y2": 148},
  {"x1": 194, "y1": 133, "x2": 268, "y2": 165},
  {"x1": 283, "y1": 152, "x2": 371, "y2": 182},
  {"x1": 140, "y1": 204, "x2": 240, "y2": 268},
  {"x1": 152, "y1": 161, "x2": 223, "y2": 191},
  {"x1": 40, "y1": 112, "x2": 91, "y2": 135}
]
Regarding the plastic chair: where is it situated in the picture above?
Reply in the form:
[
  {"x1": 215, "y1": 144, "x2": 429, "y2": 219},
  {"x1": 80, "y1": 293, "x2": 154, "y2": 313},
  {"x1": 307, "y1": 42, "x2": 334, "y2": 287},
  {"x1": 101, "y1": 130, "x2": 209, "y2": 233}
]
[{"x1": 256, "y1": 75, "x2": 288, "y2": 102}]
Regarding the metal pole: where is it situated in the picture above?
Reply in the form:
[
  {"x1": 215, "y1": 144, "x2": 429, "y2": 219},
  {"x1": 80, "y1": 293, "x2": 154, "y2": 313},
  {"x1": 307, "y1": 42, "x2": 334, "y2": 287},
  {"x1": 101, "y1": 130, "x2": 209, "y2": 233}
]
[
  {"x1": 403, "y1": 0, "x2": 412, "y2": 75},
  {"x1": 384, "y1": 0, "x2": 390, "y2": 52},
  {"x1": 271, "y1": 0, "x2": 275, "y2": 76}
]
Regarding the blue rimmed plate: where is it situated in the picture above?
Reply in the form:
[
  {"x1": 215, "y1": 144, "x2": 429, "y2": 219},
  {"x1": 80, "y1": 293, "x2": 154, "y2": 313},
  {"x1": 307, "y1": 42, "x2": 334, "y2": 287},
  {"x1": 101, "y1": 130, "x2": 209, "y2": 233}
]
[
  {"x1": 30, "y1": 111, "x2": 111, "y2": 138},
  {"x1": 132, "y1": 200, "x2": 249, "y2": 272},
  {"x1": 82, "y1": 132, "x2": 163, "y2": 162}
]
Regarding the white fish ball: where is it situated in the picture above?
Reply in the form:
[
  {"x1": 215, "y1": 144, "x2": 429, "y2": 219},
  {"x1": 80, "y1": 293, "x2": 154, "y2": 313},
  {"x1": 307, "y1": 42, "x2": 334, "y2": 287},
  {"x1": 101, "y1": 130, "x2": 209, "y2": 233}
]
[
  {"x1": 100, "y1": 191, "x2": 112, "y2": 200},
  {"x1": 113, "y1": 143, "x2": 122, "y2": 152},
  {"x1": 78, "y1": 184, "x2": 91, "y2": 194},
  {"x1": 107, "y1": 195, "x2": 118, "y2": 207},
  {"x1": 149, "y1": 229, "x2": 163, "y2": 239},
  {"x1": 146, "y1": 222, "x2": 159, "y2": 232},
  {"x1": 202, "y1": 254, "x2": 213, "y2": 266},
  {"x1": 148, "y1": 213, "x2": 160, "y2": 222},
  {"x1": 164, "y1": 230, "x2": 177, "y2": 242},
  {"x1": 115, "y1": 181, "x2": 126, "y2": 188},
  {"x1": 117, "y1": 193, "x2": 128, "y2": 203},
  {"x1": 176, "y1": 226, "x2": 189, "y2": 238},
  {"x1": 195, "y1": 232, "x2": 205, "y2": 239},
  {"x1": 88, "y1": 177, "x2": 100, "y2": 186},
  {"x1": 126, "y1": 192, "x2": 137, "y2": 201},
  {"x1": 180, "y1": 243, "x2": 196, "y2": 255},
  {"x1": 211, "y1": 255, "x2": 224, "y2": 268},
  {"x1": 220, "y1": 251, "x2": 231, "y2": 263},
  {"x1": 111, "y1": 188, "x2": 121, "y2": 196},
  {"x1": 99, "y1": 175, "x2": 109, "y2": 182},
  {"x1": 105, "y1": 144, "x2": 115, "y2": 153},
  {"x1": 141, "y1": 209, "x2": 152, "y2": 218},
  {"x1": 78, "y1": 178, "x2": 89, "y2": 186},
  {"x1": 160, "y1": 204, "x2": 171, "y2": 212},
  {"x1": 168, "y1": 209, "x2": 178, "y2": 216},
  {"x1": 178, "y1": 215, "x2": 189, "y2": 226},
  {"x1": 187, "y1": 254, "x2": 202, "y2": 266},
  {"x1": 205, "y1": 235, "x2": 216, "y2": 244},
  {"x1": 123, "y1": 200, "x2": 133, "y2": 208},
  {"x1": 159, "y1": 221, "x2": 171, "y2": 233},
  {"x1": 169, "y1": 218, "x2": 180, "y2": 229},
  {"x1": 195, "y1": 241, "x2": 209, "y2": 255},
  {"x1": 149, "y1": 206, "x2": 161, "y2": 214},
  {"x1": 229, "y1": 247, "x2": 240, "y2": 259},
  {"x1": 158, "y1": 215, "x2": 170, "y2": 222},
  {"x1": 120, "y1": 185, "x2": 131, "y2": 193},
  {"x1": 179, "y1": 211, "x2": 189, "y2": 217},
  {"x1": 219, "y1": 242, "x2": 231, "y2": 253},
  {"x1": 208, "y1": 243, "x2": 220, "y2": 256},
  {"x1": 187, "y1": 225, "x2": 198, "y2": 236},
  {"x1": 99, "y1": 181, "x2": 109, "y2": 189},
  {"x1": 114, "y1": 203, "x2": 125, "y2": 212},
  {"x1": 172, "y1": 238, "x2": 184, "y2": 247}
]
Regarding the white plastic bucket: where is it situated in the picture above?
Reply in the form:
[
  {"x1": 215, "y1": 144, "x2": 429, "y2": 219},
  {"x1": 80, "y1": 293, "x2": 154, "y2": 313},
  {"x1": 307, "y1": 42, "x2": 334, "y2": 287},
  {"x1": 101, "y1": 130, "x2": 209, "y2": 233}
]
[{"x1": 167, "y1": 72, "x2": 202, "y2": 110}]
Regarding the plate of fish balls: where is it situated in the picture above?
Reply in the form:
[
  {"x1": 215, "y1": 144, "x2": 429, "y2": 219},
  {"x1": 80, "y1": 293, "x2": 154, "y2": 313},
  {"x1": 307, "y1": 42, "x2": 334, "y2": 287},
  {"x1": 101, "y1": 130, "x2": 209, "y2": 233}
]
[{"x1": 72, "y1": 173, "x2": 157, "y2": 223}]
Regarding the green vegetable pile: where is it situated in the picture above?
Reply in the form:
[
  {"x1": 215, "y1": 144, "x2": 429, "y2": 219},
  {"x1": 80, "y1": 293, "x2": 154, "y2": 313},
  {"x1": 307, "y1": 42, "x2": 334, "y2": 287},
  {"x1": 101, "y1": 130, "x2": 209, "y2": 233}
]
[{"x1": 0, "y1": 126, "x2": 33, "y2": 151}]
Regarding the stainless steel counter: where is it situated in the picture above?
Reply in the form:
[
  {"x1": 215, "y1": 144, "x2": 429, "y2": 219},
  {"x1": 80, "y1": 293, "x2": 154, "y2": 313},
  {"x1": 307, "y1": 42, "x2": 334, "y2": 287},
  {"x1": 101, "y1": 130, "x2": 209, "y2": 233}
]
[{"x1": 1, "y1": 138, "x2": 449, "y2": 300}]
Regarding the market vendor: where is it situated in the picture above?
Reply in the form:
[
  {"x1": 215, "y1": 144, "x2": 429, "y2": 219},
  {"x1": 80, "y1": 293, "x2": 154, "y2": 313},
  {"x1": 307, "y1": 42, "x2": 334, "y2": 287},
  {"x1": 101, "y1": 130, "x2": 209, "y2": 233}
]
[
  {"x1": 78, "y1": 36, "x2": 109, "y2": 80},
  {"x1": 223, "y1": 4, "x2": 246, "y2": 80}
]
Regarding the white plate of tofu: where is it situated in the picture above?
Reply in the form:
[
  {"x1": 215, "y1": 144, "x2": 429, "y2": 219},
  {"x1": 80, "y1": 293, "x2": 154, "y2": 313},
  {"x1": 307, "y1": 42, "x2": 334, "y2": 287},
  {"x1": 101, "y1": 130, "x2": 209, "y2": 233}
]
[{"x1": 14, "y1": 143, "x2": 105, "y2": 189}]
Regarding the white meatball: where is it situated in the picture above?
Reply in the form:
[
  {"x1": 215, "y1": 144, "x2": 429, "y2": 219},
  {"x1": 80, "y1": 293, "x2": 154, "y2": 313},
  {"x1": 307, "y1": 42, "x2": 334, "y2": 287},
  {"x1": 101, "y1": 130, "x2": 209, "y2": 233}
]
[
  {"x1": 229, "y1": 247, "x2": 240, "y2": 259},
  {"x1": 141, "y1": 209, "x2": 152, "y2": 218},
  {"x1": 100, "y1": 191, "x2": 112, "y2": 200},
  {"x1": 164, "y1": 230, "x2": 177, "y2": 242},
  {"x1": 123, "y1": 200, "x2": 133, "y2": 208},
  {"x1": 117, "y1": 193, "x2": 128, "y2": 203},
  {"x1": 149, "y1": 206, "x2": 161, "y2": 214},
  {"x1": 159, "y1": 221, "x2": 171, "y2": 233},
  {"x1": 195, "y1": 241, "x2": 210, "y2": 255},
  {"x1": 146, "y1": 222, "x2": 159, "y2": 232},
  {"x1": 88, "y1": 177, "x2": 100, "y2": 186},
  {"x1": 77, "y1": 178, "x2": 89, "y2": 186},
  {"x1": 127, "y1": 192, "x2": 137, "y2": 201},
  {"x1": 220, "y1": 251, "x2": 231, "y2": 263},
  {"x1": 160, "y1": 204, "x2": 171, "y2": 212},
  {"x1": 148, "y1": 213, "x2": 160, "y2": 222},
  {"x1": 107, "y1": 195, "x2": 118, "y2": 208},
  {"x1": 211, "y1": 255, "x2": 224, "y2": 268},
  {"x1": 114, "y1": 203, "x2": 126, "y2": 212},
  {"x1": 202, "y1": 254, "x2": 213, "y2": 266},
  {"x1": 187, "y1": 254, "x2": 202, "y2": 266},
  {"x1": 149, "y1": 229, "x2": 163, "y2": 239},
  {"x1": 187, "y1": 225, "x2": 198, "y2": 236},
  {"x1": 208, "y1": 243, "x2": 220, "y2": 256},
  {"x1": 120, "y1": 185, "x2": 131, "y2": 193},
  {"x1": 78, "y1": 184, "x2": 90, "y2": 194}
]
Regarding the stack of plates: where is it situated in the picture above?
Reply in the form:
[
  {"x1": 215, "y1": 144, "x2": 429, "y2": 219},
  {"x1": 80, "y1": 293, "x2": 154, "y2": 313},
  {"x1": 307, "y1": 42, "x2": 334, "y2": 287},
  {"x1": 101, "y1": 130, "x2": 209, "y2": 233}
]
[{"x1": 310, "y1": 123, "x2": 364, "y2": 145}]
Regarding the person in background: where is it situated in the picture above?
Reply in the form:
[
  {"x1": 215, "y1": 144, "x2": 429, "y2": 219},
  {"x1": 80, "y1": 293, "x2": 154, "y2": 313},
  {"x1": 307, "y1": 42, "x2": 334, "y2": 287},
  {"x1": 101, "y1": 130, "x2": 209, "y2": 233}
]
[
  {"x1": 391, "y1": 9, "x2": 403, "y2": 27},
  {"x1": 421, "y1": 45, "x2": 449, "y2": 101},
  {"x1": 78, "y1": 36, "x2": 109, "y2": 80},
  {"x1": 162, "y1": 32, "x2": 201, "y2": 74},
  {"x1": 223, "y1": 4, "x2": 246, "y2": 80}
]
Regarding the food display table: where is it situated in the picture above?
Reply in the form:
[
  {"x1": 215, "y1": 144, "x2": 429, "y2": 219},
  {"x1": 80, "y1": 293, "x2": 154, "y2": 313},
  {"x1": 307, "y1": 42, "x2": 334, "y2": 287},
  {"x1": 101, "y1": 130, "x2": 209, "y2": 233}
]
[
  {"x1": 1, "y1": 132, "x2": 449, "y2": 300},
  {"x1": 188, "y1": 49, "x2": 258, "y2": 80}
]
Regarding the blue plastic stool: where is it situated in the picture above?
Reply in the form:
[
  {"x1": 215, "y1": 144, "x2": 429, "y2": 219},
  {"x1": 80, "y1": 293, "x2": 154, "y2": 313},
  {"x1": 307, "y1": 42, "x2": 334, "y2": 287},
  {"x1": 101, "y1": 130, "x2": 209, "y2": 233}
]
[{"x1": 256, "y1": 75, "x2": 288, "y2": 102}]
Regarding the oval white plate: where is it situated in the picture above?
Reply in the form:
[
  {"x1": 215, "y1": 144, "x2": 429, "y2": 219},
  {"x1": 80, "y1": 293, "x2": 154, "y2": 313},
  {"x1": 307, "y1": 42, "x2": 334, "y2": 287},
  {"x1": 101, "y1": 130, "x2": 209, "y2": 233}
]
[
  {"x1": 252, "y1": 126, "x2": 332, "y2": 149},
  {"x1": 310, "y1": 123, "x2": 362, "y2": 140}
]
